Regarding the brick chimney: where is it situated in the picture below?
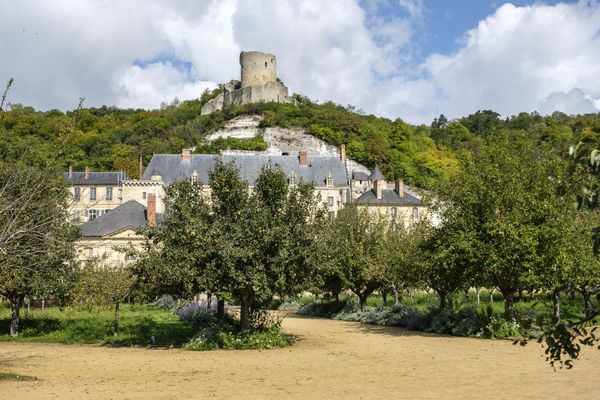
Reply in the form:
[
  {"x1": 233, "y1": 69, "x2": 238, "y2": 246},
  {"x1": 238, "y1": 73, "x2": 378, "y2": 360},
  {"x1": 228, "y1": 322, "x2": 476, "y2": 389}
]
[
  {"x1": 339, "y1": 144, "x2": 346, "y2": 163},
  {"x1": 147, "y1": 193, "x2": 156, "y2": 228},
  {"x1": 182, "y1": 148, "x2": 191, "y2": 161},
  {"x1": 84, "y1": 166, "x2": 89, "y2": 179},
  {"x1": 395, "y1": 179, "x2": 404, "y2": 198},
  {"x1": 68, "y1": 164, "x2": 73, "y2": 178},
  {"x1": 298, "y1": 150, "x2": 308, "y2": 166}
]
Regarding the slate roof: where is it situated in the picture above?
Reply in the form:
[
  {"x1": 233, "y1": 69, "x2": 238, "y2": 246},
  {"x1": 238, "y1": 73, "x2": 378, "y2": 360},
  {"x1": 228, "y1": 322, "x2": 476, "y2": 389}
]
[
  {"x1": 352, "y1": 171, "x2": 370, "y2": 181},
  {"x1": 369, "y1": 166, "x2": 386, "y2": 181},
  {"x1": 142, "y1": 154, "x2": 349, "y2": 187},
  {"x1": 79, "y1": 200, "x2": 163, "y2": 237},
  {"x1": 64, "y1": 171, "x2": 129, "y2": 185},
  {"x1": 356, "y1": 188, "x2": 424, "y2": 206}
]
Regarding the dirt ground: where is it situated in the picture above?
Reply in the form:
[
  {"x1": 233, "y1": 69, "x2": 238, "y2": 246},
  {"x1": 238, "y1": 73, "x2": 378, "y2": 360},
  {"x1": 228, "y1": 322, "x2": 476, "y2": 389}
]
[{"x1": 1, "y1": 315, "x2": 599, "y2": 400}]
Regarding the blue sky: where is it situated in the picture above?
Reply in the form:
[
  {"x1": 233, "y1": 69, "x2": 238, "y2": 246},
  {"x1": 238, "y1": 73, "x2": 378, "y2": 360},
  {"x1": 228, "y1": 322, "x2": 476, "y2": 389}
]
[
  {"x1": 421, "y1": 1, "x2": 568, "y2": 54},
  {"x1": 0, "y1": 0, "x2": 598, "y2": 123}
]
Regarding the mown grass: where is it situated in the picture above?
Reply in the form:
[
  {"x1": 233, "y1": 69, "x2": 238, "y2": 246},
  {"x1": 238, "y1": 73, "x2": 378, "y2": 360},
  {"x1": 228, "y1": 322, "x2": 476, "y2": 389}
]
[
  {"x1": 0, "y1": 371, "x2": 37, "y2": 381},
  {"x1": 0, "y1": 304, "x2": 196, "y2": 347}
]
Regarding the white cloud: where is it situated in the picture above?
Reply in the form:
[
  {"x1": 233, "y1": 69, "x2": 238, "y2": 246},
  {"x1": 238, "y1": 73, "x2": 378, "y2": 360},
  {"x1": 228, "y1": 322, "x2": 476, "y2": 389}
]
[
  {"x1": 423, "y1": 1, "x2": 600, "y2": 121},
  {"x1": 0, "y1": 0, "x2": 599, "y2": 123},
  {"x1": 115, "y1": 62, "x2": 215, "y2": 109}
]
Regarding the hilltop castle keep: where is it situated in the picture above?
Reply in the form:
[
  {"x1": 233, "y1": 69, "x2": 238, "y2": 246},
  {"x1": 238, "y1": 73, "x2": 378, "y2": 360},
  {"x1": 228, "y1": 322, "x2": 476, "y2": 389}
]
[{"x1": 201, "y1": 51, "x2": 291, "y2": 115}]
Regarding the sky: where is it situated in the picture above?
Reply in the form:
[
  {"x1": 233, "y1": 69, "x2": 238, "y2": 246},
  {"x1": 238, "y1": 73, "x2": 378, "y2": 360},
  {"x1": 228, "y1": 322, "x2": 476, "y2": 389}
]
[{"x1": 0, "y1": 0, "x2": 599, "y2": 124}]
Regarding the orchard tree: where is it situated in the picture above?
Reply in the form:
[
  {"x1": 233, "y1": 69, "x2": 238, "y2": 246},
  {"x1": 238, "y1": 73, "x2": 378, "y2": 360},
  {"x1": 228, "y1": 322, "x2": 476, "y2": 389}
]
[
  {"x1": 372, "y1": 221, "x2": 421, "y2": 305},
  {"x1": 206, "y1": 161, "x2": 326, "y2": 329},
  {"x1": 72, "y1": 260, "x2": 135, "y2": 336},
  {"x1": 325, "y1": 205, "x2": 382, "y2": 309},
  {"x1": 132, "y1": 178, "x2": 212, "y2": 300},
  {"x1": 0, "y1": 160, "x2": 78, "y2": 336},
  {"x1": 432, "y1": 132, "x2": 569, "y2": 318}
]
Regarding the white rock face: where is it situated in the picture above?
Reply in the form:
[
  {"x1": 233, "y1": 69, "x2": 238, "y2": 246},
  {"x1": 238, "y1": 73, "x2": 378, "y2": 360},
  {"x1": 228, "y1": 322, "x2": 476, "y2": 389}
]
[{"x1": 206, "y1": 115, "x2": 262, "y2": 141}]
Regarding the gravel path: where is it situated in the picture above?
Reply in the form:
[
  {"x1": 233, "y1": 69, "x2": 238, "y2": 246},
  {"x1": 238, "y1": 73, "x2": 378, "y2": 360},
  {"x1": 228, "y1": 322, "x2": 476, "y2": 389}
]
[{"x1": 1, "y1": 315, "x2": 598, "y2": 399}]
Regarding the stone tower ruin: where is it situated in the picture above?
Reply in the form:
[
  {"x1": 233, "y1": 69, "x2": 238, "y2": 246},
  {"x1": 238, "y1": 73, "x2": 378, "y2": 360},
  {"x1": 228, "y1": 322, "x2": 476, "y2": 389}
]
[
  {"x1": 240, "y1": 51, "x2": 277, "y2": 88},
  {"x1": 201, "y1": 51, "x2": 291, "y2": 115}
]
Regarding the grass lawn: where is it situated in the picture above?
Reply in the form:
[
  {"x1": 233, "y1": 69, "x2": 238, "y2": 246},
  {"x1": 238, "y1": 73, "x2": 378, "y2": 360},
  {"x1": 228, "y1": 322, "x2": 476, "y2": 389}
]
[{"x1": 0, "y1": 304, "x2": 196, "y2": 347}]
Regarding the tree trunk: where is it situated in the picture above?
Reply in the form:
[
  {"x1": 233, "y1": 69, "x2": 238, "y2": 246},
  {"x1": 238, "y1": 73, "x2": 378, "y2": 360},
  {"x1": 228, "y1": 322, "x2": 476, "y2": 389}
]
[
  {"x1": 239, "y1": 291, "x2": 254, "y2": 331},
  {"x1": 335, "y1": 292, "x2": 340, "y2": 303},
  {"x1": 113, "y1": 302, "x2": 120, "y2": 336},
  {"x1": 10, "y1": 295, "x2": 24, "y2": 337},
  {"x1": 437, "y1": 290, "x2": 448, "y2": 311},
  {"x1": 476, "y1": 288, "x2": 481, "y2": 304},
  {"x1": 217, "y1": 299, "x2": 225, "y2": 318},
  {"x1": 382, "y1": 290, "x2": 388, "y2": 306},
  {"x1": 206, "y1": 292, "x2": 212, "y2": 310},
  {"x1": 392, "y1": 285, "x2": 400, "y2": 305},
  {"x1": 502, "y1": 291, "x2": 515, "y2": 320},
  {"x1": 580, "y1": 288, "x2": 594, "y2": 319},
  {"x1": 552, "y1": 289, "x2": 561, "y2": 323}
]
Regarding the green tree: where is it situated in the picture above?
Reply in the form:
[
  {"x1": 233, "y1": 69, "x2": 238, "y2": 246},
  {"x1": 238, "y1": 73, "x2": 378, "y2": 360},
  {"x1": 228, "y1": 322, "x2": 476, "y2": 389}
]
[
  {"x1": 0, "y1": 161, "x2": 78, "y2": 336},
  {"x1": 325, "y1": 205, "x2": 382, "y2": 308},
  {"x1": 432, "y1": 133, "x2": 568, "y2": 318},
  {"x1": 72, "y1": 260, "x2": 135, "y2": 336}
]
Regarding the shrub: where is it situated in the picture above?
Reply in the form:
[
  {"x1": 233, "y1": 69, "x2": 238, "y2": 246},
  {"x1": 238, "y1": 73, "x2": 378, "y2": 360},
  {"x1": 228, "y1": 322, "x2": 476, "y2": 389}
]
[
  {"x1": 277, "y1": 301, "x2": 302, "y2": 312},
  {"x1": 481, "y1": 317, "x2": 521, "y2": 339},
  {"x1": 174, "y1": 301, "x2": 219, "y2": 324},
  {"x1": 297, "y1": 300, "x2": 346, "y2": 318},
  {"x1": 155, "y1": 295, "x2": 175, "y2": 309}
]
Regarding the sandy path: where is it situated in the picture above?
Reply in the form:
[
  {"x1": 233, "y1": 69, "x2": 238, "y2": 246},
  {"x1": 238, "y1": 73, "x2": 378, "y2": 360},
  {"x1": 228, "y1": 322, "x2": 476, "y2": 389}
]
[{"x1": 1, "y1": 315, "x2": 598, "y2": 399}]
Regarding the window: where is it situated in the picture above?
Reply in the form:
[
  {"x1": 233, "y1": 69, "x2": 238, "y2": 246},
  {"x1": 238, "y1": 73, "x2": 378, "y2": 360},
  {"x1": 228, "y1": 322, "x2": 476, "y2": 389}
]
[
  {"x1": 125, "y1": 254, "x2": 136, "y2": 261},
  {"x1": 326, "y1": 171, "x2": 334, "y2": 187},
  {"x1": 106, "y1": 187, "x2": 113, "y2": 200},
  {"x1": 390, "y1": 207, "x2": 398, "y2": 219},
  {"x1": 191, "y1": 170, "x2": 199, "y2": 183},
  {"x1": 88, "y1": 209, "x2": 97, "y2": 220},
  {"x1": 411, "y1": 207, "x2": 419, "y2": 220},
  {"x1": 84, "y1": 247, "x2": 93, "y2": 258},
  {"x1": 74, "y1": 187, "x2": 81, "y2": 201},
  {"x1": 90, "y1": 187, "x2": 96, "y2": 201},
  {"x1": 328, "y1": 196, "x2": 334, "y2": 206},
  {"x1": 142, "y1": 192, "x2": 147, "y2": 200},
  {"x1": 289, "y1": 171, "x2": 296, "y2": 186},
  {"x1": 72, "y1": 210, "x2": 80, "y2": 220}
]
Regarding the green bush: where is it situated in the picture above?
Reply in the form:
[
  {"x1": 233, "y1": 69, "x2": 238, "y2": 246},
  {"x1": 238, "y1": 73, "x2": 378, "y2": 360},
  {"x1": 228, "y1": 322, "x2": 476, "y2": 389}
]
[{"x1": 481, "y1": 317, "x2": 521, "y2": 339}]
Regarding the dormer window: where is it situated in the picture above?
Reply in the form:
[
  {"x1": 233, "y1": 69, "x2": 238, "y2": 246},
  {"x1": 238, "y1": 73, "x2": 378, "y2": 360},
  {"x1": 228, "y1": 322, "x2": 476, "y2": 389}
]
[
  {"x1": 289, "y1": 170, "x2": 296, "y2": 186},
  {"x1": 326, "y1": 171, "x2": 333, "y2": 187},
  {"x1": 191, "y1": 170, "x2": 199, "y2": 184}
]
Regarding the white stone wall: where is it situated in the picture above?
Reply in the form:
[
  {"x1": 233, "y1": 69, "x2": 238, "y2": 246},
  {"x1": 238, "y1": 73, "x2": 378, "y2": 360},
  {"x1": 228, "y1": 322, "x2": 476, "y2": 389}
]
[
  {"x1": 68, "y1": 184, "x2": 123, "y2": 223},
  {"x1": 121, "y1": 181, "x2": 166, "y2": 213},
  {"x1": 77, "y1": 229, "x2": 144, "y2": 266}
]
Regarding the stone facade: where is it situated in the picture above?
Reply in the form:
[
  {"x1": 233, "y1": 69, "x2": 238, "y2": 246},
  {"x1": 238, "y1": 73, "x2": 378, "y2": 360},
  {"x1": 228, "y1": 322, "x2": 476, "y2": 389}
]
[{"x1": 201, "y1": 51, "x2": 291, "y2": 115}]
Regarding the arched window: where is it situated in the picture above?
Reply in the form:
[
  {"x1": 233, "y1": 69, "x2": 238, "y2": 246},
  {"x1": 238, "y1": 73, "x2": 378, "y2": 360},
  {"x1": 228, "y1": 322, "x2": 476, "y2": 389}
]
[{"x1": 191, "y1": 170, "x2": 199, "y2": 184}]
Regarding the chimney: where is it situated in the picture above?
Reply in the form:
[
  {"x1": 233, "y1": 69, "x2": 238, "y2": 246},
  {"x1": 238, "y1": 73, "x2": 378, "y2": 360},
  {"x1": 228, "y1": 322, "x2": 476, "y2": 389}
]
[
  {"x1": 68, "y1": 164, "x2": 73, "y2": 178},
  {"x1": 182, "y1": 148, "x2": 191, "y2": 161},
  {"x1": 298, "y1": 150, "x2": 308, "y2": 166},
  {"x1": 147, "y1": 193, "x2": 156, "y2": 228},
  {"x1": 375, "y1": 180, "x2": 383, "y2": 200},
  {"x1": 395, "y1": 179, "x2": 404, "y2": 198},
  {"x1": 84, "y1": 166, "x2": 89, "y2": 179},
  {"x1": 339, "y1": 144, "x2": 346, "y2": 163}
]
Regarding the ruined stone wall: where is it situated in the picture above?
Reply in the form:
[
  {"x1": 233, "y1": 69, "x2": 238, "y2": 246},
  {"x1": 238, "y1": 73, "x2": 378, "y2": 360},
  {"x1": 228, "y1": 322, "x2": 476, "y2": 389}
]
[{"x1": 240, "y1": 51, "x2": 277, "y2": 88}]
